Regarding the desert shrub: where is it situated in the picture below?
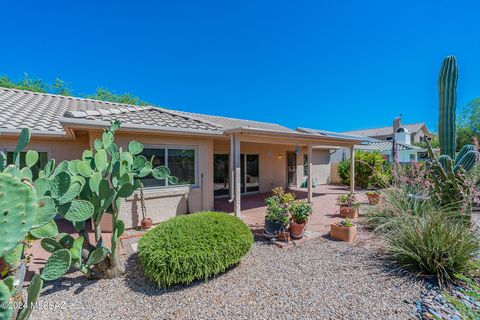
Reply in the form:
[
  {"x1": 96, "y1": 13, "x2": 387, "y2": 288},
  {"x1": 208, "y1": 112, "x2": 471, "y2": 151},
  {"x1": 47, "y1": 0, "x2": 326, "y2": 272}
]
[
  {"x1": 365, "y1": 186, "x2": 437, "y2": 232},
  {"x1": 385, "y1": 209, "x2": 480, "y2": 285},
  {"x1": 138, "y1": 211, "x2": 253, "y2": 287},
  {"x1": 337, "y1": 151, "x2": 391, "y2": 188}
]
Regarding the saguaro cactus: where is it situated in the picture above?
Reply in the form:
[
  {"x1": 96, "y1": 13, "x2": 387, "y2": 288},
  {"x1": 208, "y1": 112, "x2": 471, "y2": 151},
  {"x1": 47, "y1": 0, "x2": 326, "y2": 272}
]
[{"x1": 438, "y1": 55, "x2": 458, "y2": 158}]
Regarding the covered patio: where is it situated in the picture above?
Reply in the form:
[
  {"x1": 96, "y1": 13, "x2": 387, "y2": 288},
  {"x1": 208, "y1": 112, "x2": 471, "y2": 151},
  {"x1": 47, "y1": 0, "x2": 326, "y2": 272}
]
[
  {"x1": 221, "y1": 127, "x2": 366, "y2": 218},
  {"x1": 215, "y1": 184, "x2": 368, "y2": 235}
]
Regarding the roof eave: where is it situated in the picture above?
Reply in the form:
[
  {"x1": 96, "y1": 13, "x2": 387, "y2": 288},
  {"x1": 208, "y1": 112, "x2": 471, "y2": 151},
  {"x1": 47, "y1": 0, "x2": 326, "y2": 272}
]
[
  {"x1": 0, "y1": 128, "x2": 73, "y2": 139},
  {"x1": 225, "y1": 127, "x2": 367, "y2": 144},
  {"x1": 59, "y1": 117, "x2": 225, "y2": 137}
]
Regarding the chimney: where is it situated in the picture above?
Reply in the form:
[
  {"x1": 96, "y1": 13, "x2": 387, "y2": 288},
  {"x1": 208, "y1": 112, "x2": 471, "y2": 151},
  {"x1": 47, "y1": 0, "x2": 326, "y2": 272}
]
[{"x1": 393, "y1": 117, "x2": 401, "y2": 134}]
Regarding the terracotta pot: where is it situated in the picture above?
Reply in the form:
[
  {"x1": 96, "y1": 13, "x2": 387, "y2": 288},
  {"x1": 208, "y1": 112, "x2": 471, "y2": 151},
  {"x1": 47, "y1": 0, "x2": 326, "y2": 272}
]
[
  {"x1": 141, "y1": 217, "x2": 153, "y2": 230},
  {"x1": 276, "y1": 229, "x2": 291, "y2": 242},
  {"x1": 330, "y1": 223, "x2": 357, "y2": 242},
  {"x1": 339, "y1": 206, "x2": 358, "y2": 218},
  {"x1": 290, "y1": 221, "x2": 306, "y2": 239},
  {"x1": 366, "y1": 193, "x2": 381, "y2": 205}
]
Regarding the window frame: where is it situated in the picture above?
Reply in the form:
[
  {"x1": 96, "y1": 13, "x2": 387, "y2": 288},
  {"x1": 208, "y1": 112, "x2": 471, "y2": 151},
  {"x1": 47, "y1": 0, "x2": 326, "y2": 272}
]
[{"x1": 141, "y1": 144, "x2": 199, "y2": 190}]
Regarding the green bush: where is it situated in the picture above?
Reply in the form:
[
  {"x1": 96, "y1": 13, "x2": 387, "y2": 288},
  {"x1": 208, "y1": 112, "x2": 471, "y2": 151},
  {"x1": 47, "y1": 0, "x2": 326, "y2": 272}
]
[
  {"x1": 338, "y1": 151, "x2": 390, "y2": 189},
  {"x1": 385, "y1": 209, "x2": 480, "y2": 285},
  {"x1": 138, "y1": 211, "x2": 253, "y2": 287}
]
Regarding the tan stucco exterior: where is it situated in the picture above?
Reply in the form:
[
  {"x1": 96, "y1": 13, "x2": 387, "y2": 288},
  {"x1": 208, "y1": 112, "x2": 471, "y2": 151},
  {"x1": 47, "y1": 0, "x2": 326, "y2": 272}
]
[{"x1": 0, "y1": 128, "x2": 348, "y2": 229}]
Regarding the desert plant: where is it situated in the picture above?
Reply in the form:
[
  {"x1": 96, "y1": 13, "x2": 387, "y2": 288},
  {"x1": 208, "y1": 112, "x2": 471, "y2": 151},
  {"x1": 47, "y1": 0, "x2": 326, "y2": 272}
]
[
  {"x1": 264, "y1": 187, "x2": 295, "y2": 226},
  {"x1": 54, "y1": 120, "x2": 176, "y2": 278},
  {"x1": 338, "y1": 151, "x2": 390, "y2": 189},
  {"x1": 385, "y1": 209, "x2": 480, "y2": 286},
  {"x1": 289, "y1": 200, "x2": 313, "y2": 224},
  {"x1": 337, "y1": 192, "x2": 358, "y2": 207},
  {"x1": 340, "y1": 218, "x2": 353, "y2": 227},
  {"x1": 138, "y1": 211, "x2": 253, "y2": 287},
  {"x1": 0, "y1": 129, "x2": 98, "y2": 320}
]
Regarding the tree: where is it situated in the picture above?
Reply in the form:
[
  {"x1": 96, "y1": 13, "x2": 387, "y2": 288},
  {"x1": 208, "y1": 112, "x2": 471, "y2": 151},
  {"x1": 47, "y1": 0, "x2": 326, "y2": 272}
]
[
  {"x1": 457, "y1": 98, "x2": 480, "y2": 150},
  {"x1": 0, "y1": 74, "x2": 149, "y2": 105}
]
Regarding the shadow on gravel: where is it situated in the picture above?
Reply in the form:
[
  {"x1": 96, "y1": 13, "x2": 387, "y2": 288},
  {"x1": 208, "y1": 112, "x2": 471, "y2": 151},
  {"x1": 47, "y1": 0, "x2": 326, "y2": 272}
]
[
  {"x1": 123, "y1": 253, "x2": 241, "y2": 296},
  {"x1": 41, "y1": 275, "x2": 99, "y2": 296}
]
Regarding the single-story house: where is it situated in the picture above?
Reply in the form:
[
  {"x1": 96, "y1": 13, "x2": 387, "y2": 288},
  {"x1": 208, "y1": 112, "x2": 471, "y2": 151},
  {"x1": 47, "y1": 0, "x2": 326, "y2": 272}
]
[{"x1": 0, "y1": 88, "x2": 366, "y2": 228}]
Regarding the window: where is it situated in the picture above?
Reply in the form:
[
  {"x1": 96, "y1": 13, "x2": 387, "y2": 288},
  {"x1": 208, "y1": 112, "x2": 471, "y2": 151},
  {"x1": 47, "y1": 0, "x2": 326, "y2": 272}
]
[
  {"x1": 303, "y1": 154, "x2": 308, "y2": 176},
  {"x1": 6, "y1": 151, "x2": 48, "y2": 180},
  {"x1": 140, "y1": 147, "x2": 197, "y2": 188}
]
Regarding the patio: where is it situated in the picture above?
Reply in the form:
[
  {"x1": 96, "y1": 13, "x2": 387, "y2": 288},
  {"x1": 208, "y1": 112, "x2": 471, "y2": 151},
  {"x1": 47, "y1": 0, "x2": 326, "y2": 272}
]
[{"x1": 214, "y1": 184, "x2": 368, "y2": 235}]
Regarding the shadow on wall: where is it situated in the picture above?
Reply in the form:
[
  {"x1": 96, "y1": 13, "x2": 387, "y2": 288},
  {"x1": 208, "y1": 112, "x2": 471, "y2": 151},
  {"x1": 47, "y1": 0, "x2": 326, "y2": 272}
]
[{"x1": 127, "y1": 190, "x2": 190, "y2": 228}]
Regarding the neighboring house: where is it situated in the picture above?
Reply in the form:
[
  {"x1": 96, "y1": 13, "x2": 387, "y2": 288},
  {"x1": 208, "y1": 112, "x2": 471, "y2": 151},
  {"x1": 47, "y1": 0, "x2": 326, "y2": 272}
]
[
  {"x1": 343, "y1": 117, "x2": 435, "y2": 144},
  {"x1": 0, "y1": 88, "x2": 365, "y2": 228}
]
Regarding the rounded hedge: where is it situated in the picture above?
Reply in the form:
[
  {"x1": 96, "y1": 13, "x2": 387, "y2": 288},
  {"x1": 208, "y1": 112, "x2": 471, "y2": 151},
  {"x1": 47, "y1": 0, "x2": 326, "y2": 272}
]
[{"x1": 138, "y1": 211, "x2": 253, "y2": 287}]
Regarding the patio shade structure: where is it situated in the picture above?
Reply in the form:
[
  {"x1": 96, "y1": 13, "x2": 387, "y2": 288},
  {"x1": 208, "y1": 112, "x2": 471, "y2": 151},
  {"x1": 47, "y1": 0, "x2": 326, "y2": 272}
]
[{"x1": 225, "y1": 127, "x2": 366, "y2": 218}]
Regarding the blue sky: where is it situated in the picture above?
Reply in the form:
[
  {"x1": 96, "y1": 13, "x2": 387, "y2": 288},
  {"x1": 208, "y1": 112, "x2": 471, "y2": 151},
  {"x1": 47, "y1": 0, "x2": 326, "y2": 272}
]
[{"x1": 1, "y1": 0, "x2": 479, "y2": 133}]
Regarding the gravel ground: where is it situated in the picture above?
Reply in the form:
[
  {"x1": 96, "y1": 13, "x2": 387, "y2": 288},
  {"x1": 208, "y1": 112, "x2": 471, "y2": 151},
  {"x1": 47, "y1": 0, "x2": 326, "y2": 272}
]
[{"x1": 31, "y1": 237, "x2": 424, "y2": 320}]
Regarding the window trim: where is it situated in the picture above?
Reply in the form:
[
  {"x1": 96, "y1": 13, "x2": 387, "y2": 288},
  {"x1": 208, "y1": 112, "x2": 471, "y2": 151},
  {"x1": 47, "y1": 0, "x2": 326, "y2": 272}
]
[{"x1": 141, "y1": 144, "x2": 199, "y2": 189}]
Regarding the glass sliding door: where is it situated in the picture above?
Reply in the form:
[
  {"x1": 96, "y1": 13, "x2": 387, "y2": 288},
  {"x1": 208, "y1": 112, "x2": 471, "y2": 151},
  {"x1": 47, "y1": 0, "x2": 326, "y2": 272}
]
[
  {"x1": 213, "y1": 154, "x2": 259, "y2": 196},
  {"x1": 214, "y1": 154, "x2": 230, "y2": 196},
  {"x1": 244, "y1": 154, "x2": 259, "y2": 192}
]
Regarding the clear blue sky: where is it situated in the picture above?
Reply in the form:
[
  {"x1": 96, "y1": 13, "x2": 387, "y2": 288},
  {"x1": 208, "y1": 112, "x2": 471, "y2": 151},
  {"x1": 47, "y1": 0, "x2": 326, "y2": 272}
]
[{"x1": 1, "y1": 0, "x2": 479, "y2": 133}]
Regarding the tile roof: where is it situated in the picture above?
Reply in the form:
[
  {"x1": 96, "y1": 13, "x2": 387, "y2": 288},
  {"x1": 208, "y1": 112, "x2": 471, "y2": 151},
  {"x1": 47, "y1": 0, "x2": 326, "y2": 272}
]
[
  {"x1": 343, "y1": 123, "x2": 427, "y2": 138},
  {"x1": 0, "y1": 88, "x2": 223, "y2": 135},
  {"x1": 177, "y1": 111, "x2": 296, "y2": 133},
  {"x1": 296, "y1": 127, "x2": 375, "y2": 142},
  {"x1": 359, "y1": 140, "x2": 425, "y2": 152}
]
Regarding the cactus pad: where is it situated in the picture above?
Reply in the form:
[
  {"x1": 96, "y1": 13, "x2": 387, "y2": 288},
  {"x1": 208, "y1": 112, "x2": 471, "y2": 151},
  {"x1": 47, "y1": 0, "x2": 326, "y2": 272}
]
[
  {"x1": 59, "y1": 200, "x2": 94, "y2": 222},
  {"x1": 95, "y1": 149, "x2": 108, "y2": 172},
  {"x1": 128, "y1": 141, "x2": 144, "y2": 155},
  {"x1": 30, "y1": 220, "x2": 58, "y2": 239},
  {"x1": 86, "y1": 247, "x2": 109, "y2": 266},
  {"x1": 25, "y1": 150, "x2": 39, "y2": 168},
  {"x1": 50, "y1": 171, "x2": 71, "y2": 199},
  {"x1": 41, "y1": 238, "x2": 63, "y2": 253},
  {"x1": 41, "y1": 248, "x2": 71, "y2": 281},
  {"x1": 0, "y1": 173, "x2": 37, "y2": 256},
  {"x1": 0, "y1": 279, "x2": 13, "y2": 320},
  {"x1": 16, "y1": 274, "x2": 43, "y2": 320},
  {"x1": 32, "y1": 196, "x2": 56, "y2": 228}
]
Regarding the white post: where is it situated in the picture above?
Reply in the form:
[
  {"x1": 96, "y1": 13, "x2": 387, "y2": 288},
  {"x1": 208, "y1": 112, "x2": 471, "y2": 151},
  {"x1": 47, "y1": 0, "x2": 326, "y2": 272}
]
[
  {"x1": 234, "y1": 134, "x2": 242, "y2": 217},
  {"x1": 229, "y1": 134, "x2": 234, "y2": 201},
  {"x1": 307, "y1": 144, "x2": 313, "y2": 203},
  {"x1": 350, "y1": 145, "x2": 355, "y2": 193}
]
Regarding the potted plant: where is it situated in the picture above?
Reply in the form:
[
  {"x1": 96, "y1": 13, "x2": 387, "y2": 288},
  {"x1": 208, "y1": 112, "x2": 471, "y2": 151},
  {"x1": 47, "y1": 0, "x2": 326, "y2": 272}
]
[
  {"x1": 139, "y1": 182, "x2": 153, "y2": 229},
  {"x1": 289, "y1": 200, "x2": 313, "y2": 239},
  {"x1": 366, "y1": 190, "x2": 381, "y2": 205},
  {"x1": 337, "y1": 192, "x2": 359, "y2": 218},
  {"x1": 330, "y1": 218, "x2": 357, "y2": 242},
  {"x1": 264, "y1": 187, "x2": 294, "y2": 239}
]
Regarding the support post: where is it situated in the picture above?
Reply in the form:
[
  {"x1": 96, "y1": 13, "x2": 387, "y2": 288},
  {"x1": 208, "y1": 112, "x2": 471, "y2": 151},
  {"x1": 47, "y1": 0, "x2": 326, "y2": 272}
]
[
  {"x1": 229, "y1": 134, "x2": 234, "y2": 201},
  {"x1": 307, "y1": 144, "x2": 313, "y2": 203},
  {"x1": 350, "y1": 145, "x2": 355, "y2": 193},
  {"x1": 234, "y1": 134, "x2": 242, "y2": 218}
]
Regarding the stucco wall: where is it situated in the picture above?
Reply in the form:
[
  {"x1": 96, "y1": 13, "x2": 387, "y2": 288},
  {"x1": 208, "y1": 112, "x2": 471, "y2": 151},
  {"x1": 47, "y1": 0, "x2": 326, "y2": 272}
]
[
  {"x1": 213, "y1": 141, "x2": 332, "y2": 193},
  {"x1": 111, "y1": 132, "x2": 215, "y2": 228}
]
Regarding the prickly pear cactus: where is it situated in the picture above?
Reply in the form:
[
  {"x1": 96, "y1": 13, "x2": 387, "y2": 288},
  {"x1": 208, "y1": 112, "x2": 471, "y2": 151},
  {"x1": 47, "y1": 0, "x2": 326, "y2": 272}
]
[{"x1": 0, "y1": 174, "x2": 37, "y2": 256}]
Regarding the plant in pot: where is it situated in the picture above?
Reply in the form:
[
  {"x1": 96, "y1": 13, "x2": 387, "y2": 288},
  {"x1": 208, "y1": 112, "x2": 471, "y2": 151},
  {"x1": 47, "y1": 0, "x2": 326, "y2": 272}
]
[
  {"x1": 366, "y1": 190, "x2": 382, "y2": 205},
  {"x1": 337, "y1": 192, "x2": 359, "y2": 218},
  {"x1": 264, "y1": 187, "x2": 294, "y2": 239},
  {"x1": 139, "y1": 182, "x2": 153, "y2": 230},
  {"x1": 330, "y1": 218, "x2": 357, "y2": 242},
  {"x1": 289, "y1": 200, "x2": 313, "y2": 239}
]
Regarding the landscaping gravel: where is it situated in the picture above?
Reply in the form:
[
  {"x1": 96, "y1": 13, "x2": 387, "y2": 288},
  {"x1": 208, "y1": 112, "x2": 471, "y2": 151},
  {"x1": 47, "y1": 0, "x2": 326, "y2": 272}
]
[{"x1": 31, "y1": 238, "x2": 424, "y2": 320}]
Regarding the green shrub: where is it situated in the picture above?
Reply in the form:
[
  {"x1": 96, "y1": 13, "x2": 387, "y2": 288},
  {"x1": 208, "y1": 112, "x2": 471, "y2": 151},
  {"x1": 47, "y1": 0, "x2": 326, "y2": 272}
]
[
  {"x1": 138, "y1": 211, "x2": 253, "y2": 287},
  {"x1": 337, "y1": 151, "x2": 390, "y2": 188},
  {"x1": 385, "y1": 209, "x2": 480, "y2": 285}
]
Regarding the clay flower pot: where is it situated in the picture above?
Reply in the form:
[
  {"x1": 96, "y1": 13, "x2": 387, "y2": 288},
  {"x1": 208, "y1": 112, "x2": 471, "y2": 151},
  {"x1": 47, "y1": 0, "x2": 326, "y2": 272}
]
[
  {"x1": 366, "y1": 193, "x2": 381, "y2": 205},
  {"x1": 141, "y1": 217, "x2": 153, "y2": 230},
  {"x1": 330, "y1": 223, "x2": 357, "y2": 242},
  {"x1": 339, "y1": 205, "x2": 358, "y2": 219},
  {"x1": 290, "y1": 221, "x2": 306, "y2": 239}
]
